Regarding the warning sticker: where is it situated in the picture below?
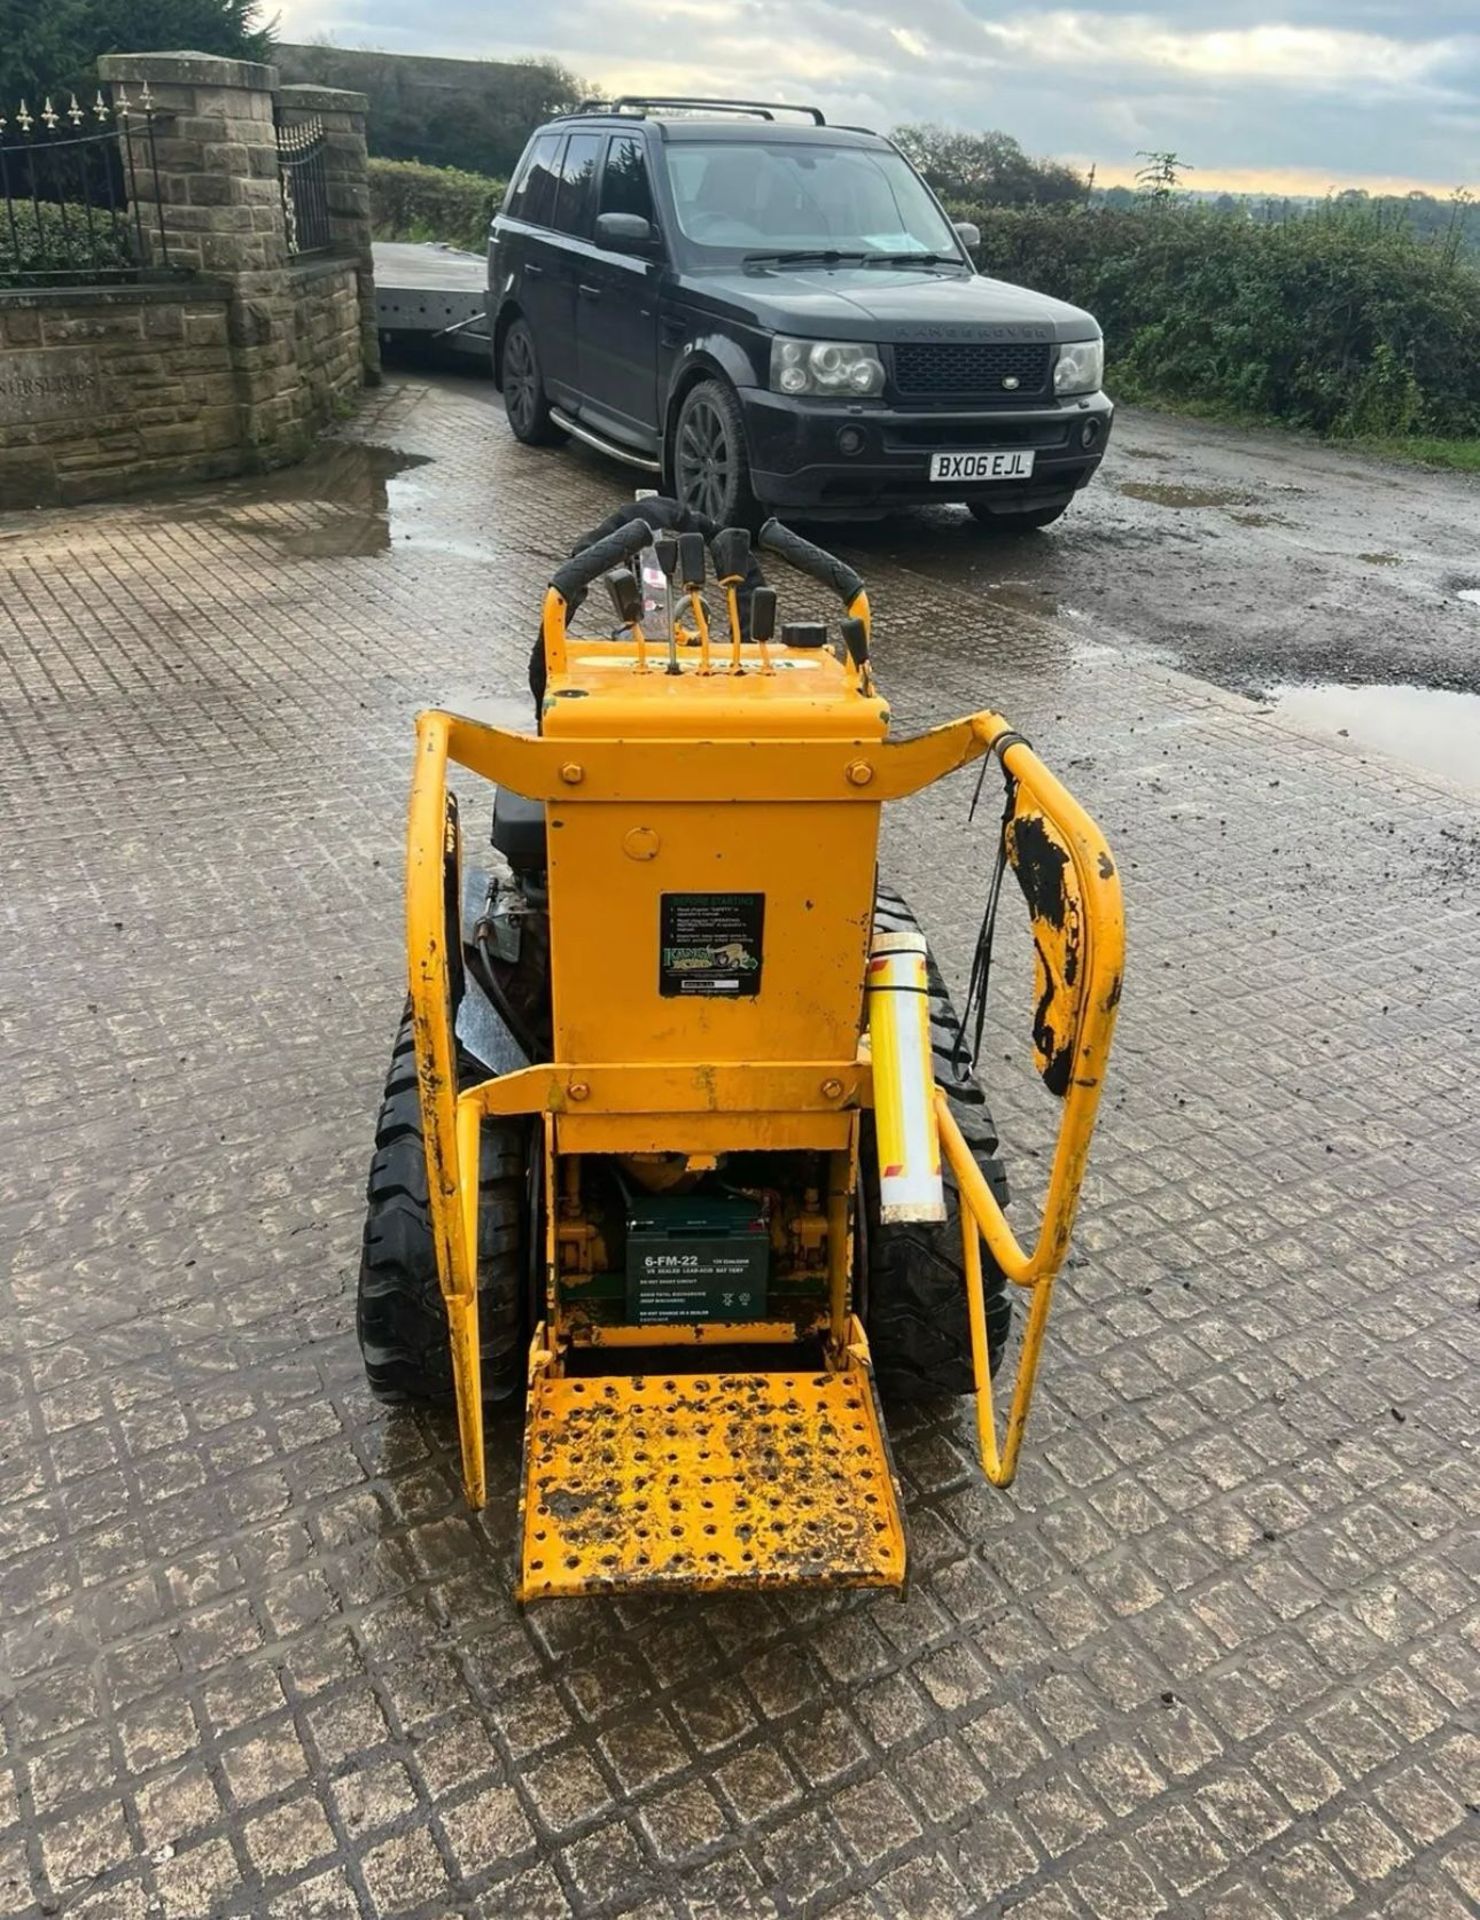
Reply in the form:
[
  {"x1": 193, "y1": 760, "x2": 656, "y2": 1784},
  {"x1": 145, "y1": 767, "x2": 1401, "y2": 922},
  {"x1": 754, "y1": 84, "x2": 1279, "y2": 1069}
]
[{"x1": 659, "y1": 892, "x2": 764, "y2": 998}]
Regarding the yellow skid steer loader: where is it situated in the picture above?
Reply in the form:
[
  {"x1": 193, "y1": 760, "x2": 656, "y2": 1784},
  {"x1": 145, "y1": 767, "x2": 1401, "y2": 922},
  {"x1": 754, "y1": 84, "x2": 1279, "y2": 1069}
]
[{"x1": 357, "y1": 512, "x2": 1123, "y2": 1602}]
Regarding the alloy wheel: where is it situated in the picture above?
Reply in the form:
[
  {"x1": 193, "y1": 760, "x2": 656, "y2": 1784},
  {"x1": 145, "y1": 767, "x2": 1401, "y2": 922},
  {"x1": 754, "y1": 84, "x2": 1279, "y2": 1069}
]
[
  {"x1": 677, "y1": 396, "x2": 734, "y2": 521},
  {"x1": 505, "y1": 329, "x2": 537, "y2": 435}
]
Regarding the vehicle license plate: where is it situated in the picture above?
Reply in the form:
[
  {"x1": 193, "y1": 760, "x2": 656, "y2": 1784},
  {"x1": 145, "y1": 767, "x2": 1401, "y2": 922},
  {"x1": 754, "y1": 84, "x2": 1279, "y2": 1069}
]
[{"x1": 929, "y1": 450, "x2": 1035, "y2": 482}]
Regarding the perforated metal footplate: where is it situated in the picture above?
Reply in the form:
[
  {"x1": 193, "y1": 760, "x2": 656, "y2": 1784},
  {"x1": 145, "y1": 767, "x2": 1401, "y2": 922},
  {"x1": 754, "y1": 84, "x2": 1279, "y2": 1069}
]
[{"x1": 517, "y1": 1361, "x2": 907, "y2": 1601}]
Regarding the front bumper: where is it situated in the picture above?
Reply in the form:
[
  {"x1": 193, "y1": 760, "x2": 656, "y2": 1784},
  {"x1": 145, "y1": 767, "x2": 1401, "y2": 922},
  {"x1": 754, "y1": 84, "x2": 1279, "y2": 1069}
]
[{"x1": 743, "y1": 387, "x2": 1114, "y2": 515}]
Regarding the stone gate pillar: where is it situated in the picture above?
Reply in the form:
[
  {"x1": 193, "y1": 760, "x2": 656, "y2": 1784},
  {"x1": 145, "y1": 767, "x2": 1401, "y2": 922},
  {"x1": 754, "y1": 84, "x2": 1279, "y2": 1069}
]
[{"x1": 96, "y1": 49, "x2": 376, "y2": 458}]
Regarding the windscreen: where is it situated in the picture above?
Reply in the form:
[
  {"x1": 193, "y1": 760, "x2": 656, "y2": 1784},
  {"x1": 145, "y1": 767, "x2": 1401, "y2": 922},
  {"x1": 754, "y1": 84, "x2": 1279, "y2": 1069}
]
[{"x1": 664, "y1": 140, "x2": 959, "y2": 260}]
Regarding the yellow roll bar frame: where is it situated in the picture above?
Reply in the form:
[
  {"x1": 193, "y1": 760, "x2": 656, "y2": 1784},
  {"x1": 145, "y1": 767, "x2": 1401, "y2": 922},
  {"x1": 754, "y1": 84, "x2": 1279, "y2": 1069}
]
[
  {"x1": 940, "y1": 723, "x2": 1124, "y2": 1487},
  {"x1": 406, "y1": 698, "x2": 1121, "y2": 1511}
]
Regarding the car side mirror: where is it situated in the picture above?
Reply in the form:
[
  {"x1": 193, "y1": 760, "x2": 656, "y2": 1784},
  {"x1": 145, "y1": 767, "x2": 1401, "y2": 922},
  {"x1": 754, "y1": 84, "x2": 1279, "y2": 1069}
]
[
  {"x1": 595, "y1": 212, "x2": 657, "y2": 255},
  {"x1": 953, "y1": 221, "x2": 981, "y2": 251}
]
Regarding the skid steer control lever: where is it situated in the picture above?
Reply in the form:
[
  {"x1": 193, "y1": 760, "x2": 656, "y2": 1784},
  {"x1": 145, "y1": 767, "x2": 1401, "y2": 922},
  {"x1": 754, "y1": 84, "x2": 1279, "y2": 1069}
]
[
  {"x1": 652, "y1": 533, "x2": 682, "y2": 675},
  {"x1": 677, "y1": 531, "x2": 706, "y2": 590},
  {"x1": 676, "y1": 532, "x2": 712, "y2": 671},
  {"x1": 711, "y1": 526, "x2": 752, "y2": 673},
  {"x1": 749, "y1": 584, "x2": 777, "y2": 673},
  {"x1": 603, "y1": 566, "x2": 647, "y2": 672},
  {"x1": 603, "y1": 566, "x2": 642, "y2": 627},
  {"x1": 709, "y1": 526, "x2": 751, "y2": 582}
]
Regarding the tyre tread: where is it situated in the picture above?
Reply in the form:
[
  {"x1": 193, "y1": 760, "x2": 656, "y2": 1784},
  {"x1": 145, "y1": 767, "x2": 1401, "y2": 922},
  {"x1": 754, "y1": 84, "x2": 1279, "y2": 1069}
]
[
  {"x1": 864, "y1": 888, "x2": 1012, "y2": 1402},
  {"x1": 357, "y1": 1005, "x2": 527, "y2": 1406}
]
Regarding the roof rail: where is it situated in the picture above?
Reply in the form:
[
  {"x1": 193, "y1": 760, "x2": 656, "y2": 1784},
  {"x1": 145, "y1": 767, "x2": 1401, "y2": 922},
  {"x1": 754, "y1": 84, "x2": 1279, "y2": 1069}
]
[{"x1": 574, "y1": 96, "x2": 827, "y2": 126}]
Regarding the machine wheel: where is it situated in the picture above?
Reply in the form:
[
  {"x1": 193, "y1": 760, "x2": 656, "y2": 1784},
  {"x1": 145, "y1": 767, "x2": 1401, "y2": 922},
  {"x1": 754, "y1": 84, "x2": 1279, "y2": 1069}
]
[
  {"x1": 672, "y1": 379, "x2": 761, "y2": 528},
  {"x1": 862, "y1": 888, "x2": 1012, "y2": 1401},
  {"x1": 501, "y1": 317, "x2": 566, "y2": 447},
  {"x1": 967, "y1": 500, "x2": 1069, "y2": 532},
  {"x1": 357, "y1": 1004, "x2": 529, "y2": 1407}
]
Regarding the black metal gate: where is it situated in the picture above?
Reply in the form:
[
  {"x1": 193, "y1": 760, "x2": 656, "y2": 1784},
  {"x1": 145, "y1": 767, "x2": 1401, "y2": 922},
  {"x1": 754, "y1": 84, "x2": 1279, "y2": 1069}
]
[
  {"x1": 276, "y1": 116, "x2": 332, "y2": 255},
  {"x1": 0, "y1": 85, "x2": 170, "y2": 285}
]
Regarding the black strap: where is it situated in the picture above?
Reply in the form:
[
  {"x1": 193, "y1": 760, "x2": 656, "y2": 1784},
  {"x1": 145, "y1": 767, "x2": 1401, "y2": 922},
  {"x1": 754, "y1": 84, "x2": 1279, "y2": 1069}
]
[
  {"x1": 967, "y1": 727, "x2": 1030, "y2": 823},
  {"x1": 956, "y1": 732, "x2": 1028, "y2": 1078}
]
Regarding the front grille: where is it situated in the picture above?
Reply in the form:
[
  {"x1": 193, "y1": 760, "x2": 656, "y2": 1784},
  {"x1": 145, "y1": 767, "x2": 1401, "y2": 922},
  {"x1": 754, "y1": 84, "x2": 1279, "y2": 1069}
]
[
  {"x1": 891, "y1": 341, "x2": 1051, "y2": 402},
  {"x1": 882, "y1": 418, "x2": 1070, "y2": 450}
]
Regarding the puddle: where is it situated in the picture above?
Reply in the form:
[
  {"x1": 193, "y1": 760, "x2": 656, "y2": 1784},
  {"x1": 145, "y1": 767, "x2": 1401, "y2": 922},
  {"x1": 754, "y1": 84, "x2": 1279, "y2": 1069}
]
[
  {"x1": 1120, "y1": 481, "x2": 1258, "y2": 509},
  {"x1": 983, "y1": 580, "x2": 1059, "y2": 616},
  {"x1": 1268, "y1": 682, "x2": 1480, "y2": 792},
  {"x1": 1120, "y1": 448, "x2": 1174, "y2": 464},
  {"x1": 1458, "y1": 587, "x2": 1480, "y2": 608},
  {"x1": 169, "y1": 443, "x2": 432, "y2": 558},
  {"x1": 1359, "y1": 552, "x2": 1401, "y2": 566},
  {"x1": 1229, "y1": 511, "x2": 1290, "y2": 529}
]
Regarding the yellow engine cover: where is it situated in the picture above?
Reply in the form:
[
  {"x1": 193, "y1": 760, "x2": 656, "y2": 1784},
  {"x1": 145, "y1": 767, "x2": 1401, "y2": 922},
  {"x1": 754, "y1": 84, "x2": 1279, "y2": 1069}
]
[{"x1": 541, "y1": 645, "x2": 889, "y2": 1088}]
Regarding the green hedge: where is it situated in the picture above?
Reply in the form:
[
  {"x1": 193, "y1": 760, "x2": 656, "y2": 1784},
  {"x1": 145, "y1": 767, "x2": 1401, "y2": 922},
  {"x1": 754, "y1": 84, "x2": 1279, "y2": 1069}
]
[
  {"x1": 952, "y1": 202, "x2": 1480, "y2": 440},
  {"x1": 0, "y1": 203, "x2": 134, "y2": 283},
  {"x1": 369, "y1": 157, "x2": 506, "y2": 255}
]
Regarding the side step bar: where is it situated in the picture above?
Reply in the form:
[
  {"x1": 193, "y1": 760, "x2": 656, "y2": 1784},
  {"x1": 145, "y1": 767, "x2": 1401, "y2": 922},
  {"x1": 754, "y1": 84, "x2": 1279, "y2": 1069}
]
[{"x1": 548, "y1": 408, "x2": 662, "y2": 472}]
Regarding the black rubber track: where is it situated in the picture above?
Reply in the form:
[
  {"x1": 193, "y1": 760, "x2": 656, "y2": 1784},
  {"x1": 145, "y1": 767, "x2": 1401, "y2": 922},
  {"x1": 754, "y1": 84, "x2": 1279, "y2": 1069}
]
[
  {"x1": 863, "y1": 885, "x2": 1013, "y2": 1401},
  {"x1": 357, "y1": 1004, "x2": 527, "y2": 1406}
]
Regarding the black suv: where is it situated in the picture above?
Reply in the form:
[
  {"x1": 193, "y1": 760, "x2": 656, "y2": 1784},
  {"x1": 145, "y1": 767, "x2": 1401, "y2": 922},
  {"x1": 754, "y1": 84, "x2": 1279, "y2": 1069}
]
[{"x1": 489, "y1": 98, "x2": 1112, "y2": 529}]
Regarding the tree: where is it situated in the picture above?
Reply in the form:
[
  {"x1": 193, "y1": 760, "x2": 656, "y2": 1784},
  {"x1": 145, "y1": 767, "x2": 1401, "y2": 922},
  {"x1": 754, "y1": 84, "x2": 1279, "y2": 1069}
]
[
  {"x1": 1135, "y1": 150, "x2": 1193, "y2": 203},
  {"x1": 0, "y1": 0, "x2": 273, "y2": 107},
  {"x1": 891, "y1": 123, "x2": 1085, "y2": 207}
]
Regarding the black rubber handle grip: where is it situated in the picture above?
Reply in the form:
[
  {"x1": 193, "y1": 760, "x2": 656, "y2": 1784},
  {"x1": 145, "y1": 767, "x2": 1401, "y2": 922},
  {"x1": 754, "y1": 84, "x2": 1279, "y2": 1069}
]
[
  {"x1": 750, "y1": 585, "x2": 777, "y2": 644},
  {"x1": 549, "y1": 518, "x2": 653, "y2": 604},
  {"x1": 678, "y1": 530, "x2": 706, "y2": 590},
  {"x1": 653, "y1": 532, "x2": 680, "y2": 579},
  {"x1": 603, "y1": 566, "x2": 642, "y2": 625},
  {"x1": 710, "y1": 526, "x2": 752, "y2": 582},
  {"x1": 757, "y1": 518, "x2": 865, "y2": 607}
]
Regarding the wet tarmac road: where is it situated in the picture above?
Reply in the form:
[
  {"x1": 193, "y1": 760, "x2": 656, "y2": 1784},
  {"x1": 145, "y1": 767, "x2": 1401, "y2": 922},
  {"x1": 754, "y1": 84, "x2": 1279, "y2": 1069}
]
[
  {"x1": 1, "y1": 376, "x2": 1477, "y2": 1920},
  {"x1": 830, "y1": 404, "x2": 1480, "y2": 706}
]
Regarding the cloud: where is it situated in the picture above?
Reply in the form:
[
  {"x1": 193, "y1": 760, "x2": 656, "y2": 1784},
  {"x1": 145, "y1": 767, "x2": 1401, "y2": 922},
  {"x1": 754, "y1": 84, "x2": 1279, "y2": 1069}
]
[
  {"x1": 981, "y1": 14, "x2": 1464, "y2": 91},
  {"x1": 274, "y1": 0, "x2": 1480, "y2": 189}
]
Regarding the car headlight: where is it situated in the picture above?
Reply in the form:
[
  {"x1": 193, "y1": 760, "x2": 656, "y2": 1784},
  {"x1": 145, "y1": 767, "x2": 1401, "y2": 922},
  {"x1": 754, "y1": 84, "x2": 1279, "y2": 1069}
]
[
  {"x1": 771, "y1": 337, "x2": 885, "y2": 398},
  {"x1": 1054, "y1": 338, "x2": 1104, "y2": 396}
]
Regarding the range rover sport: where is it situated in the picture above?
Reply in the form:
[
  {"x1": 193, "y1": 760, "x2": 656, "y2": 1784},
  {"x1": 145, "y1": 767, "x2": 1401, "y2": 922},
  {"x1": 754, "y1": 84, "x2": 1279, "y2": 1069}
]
[{"x1": 489, "y1": 97, "x2": 1112, "y2": 529}]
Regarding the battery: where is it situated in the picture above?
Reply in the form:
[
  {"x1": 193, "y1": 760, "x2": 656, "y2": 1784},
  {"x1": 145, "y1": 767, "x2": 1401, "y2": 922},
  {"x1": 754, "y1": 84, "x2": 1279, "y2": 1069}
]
[{"x1": 625, "y1": 1191, "x2": 770, "y2": 1325}]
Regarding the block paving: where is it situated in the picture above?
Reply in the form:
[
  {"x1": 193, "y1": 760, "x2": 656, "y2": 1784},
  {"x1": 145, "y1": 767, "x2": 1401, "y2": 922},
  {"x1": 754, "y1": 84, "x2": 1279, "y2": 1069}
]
[{"x1": 0, "y1": 378, "x2": 1476, "y2": 1918}]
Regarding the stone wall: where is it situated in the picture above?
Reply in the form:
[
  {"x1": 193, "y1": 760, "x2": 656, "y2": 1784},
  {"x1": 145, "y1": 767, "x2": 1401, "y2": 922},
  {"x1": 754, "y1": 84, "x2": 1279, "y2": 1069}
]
[
  {"x1": 0, "y1": 50, "x2": 380, "y2": 510},
  {"x1": 0, "y1": 284, "x2": 237, "y2": 506},
  {"x1": 288, "y1": 257, "x2": 364, "y2": 434}
]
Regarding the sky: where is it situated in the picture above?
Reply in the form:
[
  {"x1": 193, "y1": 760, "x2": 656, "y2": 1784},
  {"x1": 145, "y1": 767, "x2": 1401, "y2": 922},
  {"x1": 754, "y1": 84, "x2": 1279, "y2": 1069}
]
[{"x1": 273, "y1": 0, "x2": 1478, "y2": 195}]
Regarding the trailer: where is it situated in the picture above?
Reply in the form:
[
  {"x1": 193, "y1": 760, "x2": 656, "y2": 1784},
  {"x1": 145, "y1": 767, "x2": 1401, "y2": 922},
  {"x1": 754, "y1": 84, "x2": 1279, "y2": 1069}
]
[{"x1": 373, "y1": 242, "x2": 489, "y2": 362}]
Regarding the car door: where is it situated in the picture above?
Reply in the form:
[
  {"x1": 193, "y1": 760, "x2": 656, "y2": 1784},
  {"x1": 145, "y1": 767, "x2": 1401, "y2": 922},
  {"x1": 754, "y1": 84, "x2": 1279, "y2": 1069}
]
[
  {"x1": 538, "y1": 131, "x2": 603, "y2": 404},
  {"x1": 498, "y1": 132, "x2": 568, "y2": 383},
  {"x1": 574, "y1": 133, "x2": 663, "y2": 447}
]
